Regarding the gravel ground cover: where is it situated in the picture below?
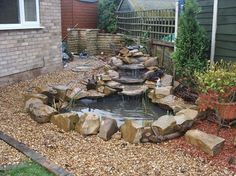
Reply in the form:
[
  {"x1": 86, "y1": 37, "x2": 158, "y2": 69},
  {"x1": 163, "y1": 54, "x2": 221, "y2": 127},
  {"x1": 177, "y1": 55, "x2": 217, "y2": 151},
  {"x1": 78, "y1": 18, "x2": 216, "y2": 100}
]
[{"x1": 0, "y1": 58, "x2": 235, "y2": 175}]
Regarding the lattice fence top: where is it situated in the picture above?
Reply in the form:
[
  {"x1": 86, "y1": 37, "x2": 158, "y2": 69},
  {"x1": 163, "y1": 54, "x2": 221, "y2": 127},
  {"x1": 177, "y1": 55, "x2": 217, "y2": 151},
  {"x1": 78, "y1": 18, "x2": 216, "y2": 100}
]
[{"x1": 117, "y1": 9, "x2": 175, "y2": 43}]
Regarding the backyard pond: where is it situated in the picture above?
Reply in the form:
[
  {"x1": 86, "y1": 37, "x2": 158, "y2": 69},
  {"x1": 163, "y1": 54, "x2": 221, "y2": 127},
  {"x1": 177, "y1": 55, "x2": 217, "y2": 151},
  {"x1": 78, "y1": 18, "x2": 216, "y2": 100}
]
[{"x1": 72, "y1": 94, "x2": 167, "y2": 126}]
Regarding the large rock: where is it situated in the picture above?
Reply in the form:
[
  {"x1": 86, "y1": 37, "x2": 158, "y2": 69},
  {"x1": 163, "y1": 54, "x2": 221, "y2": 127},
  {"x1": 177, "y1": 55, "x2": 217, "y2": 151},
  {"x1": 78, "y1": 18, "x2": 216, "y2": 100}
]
[
  {"x1": 101, "y1": 75, "x2": 111, "y2": 81},
  {"x1": 144, "y1": 57, "x2": 158, "y2": 68},
  {"x1": 143, "y1": 70, "x2": 155, "y2": 80},
  {"x1": 75, "y1": 113, "x2": 100, "y2": 136},
  {"x1": 176, "y1": 109, "x2": 199, "y2": 120},
  {"x1": 36, "y1": 86, "x2": 57, "y2": 104},
  {"x1": 109, "y1": 57, "x2": 123, "y2": 67},
  {"x1": 120, "y1": 120, "x2": 143, "y2": 144},
  {"x1": 108, "y1": 70, "x2": 119, "y2": 79},
  {"x1": 103, "y1": 86, "x2": 117, "y2": 96},
  {"x1": 136, "y1": 56, "x2": 149, "y2": 62},
  {"x1": 185, "y1": 130, "x2": 225, "y2": 156},
  {"x1": 174, "y1": 109, "x2": 199, "y2": 132},
  {"x1": 152, "y1": 115, "x2": 177, "y2": 135},
  {"x1": 98, "y1": 118, "x2": 118, "y2": 141},
  {"x1": 24, "y1": 93, "x2": 48, "y2": 104},
  {"x1": 53, "y1": 85, "x2": 70, "y2": 100},
  {"x1": 154, "y1": 86, "x2": 173, "y2": 99},
  {"x1": 25, "y1": 98, "x2": 44, "y2": 112},
  {"x1": 36, "y1": 85, "x2": 57, "y2": 96},
  {"x1": 51, "y1": 112, "x2": 79, "y2": 132},
  {"x1": 66, "y1": 88, "x2": 82, "y2": 100},
  {"x1": 119, "y1": 47, "x2": 129, "y2": 56},
  {"x1": 144, "y1": 80, "x2": 156, "y2": 89},
  {"x1": 28, "y1": 102, "x2": 57, "y2": 123},
  {"x1": 133, "y1": 51, "x2": 144, "y2": 57},
  {"x1": 154, "y1": 95, "x2": 197, "y2": 113},
  {"x1": 161, "y1": 74, "x2": 173, "y2": 87}
]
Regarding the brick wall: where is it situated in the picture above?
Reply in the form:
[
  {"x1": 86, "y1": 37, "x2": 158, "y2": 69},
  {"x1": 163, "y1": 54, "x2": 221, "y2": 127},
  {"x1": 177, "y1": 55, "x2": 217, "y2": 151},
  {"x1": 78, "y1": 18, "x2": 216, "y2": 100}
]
[
  {"x1": 0, "y1": 0, "x2": 62, "y2": 86},
  {"x1": 67, "y1": 29, "x2": 124, "y2": 55}
]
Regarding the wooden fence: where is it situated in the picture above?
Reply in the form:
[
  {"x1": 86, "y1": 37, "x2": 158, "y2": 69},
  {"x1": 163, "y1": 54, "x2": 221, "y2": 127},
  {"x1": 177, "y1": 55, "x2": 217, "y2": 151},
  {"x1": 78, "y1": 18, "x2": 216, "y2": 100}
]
[{"x1": 117, "y1": 9, "x2": 176, "y2": 42}]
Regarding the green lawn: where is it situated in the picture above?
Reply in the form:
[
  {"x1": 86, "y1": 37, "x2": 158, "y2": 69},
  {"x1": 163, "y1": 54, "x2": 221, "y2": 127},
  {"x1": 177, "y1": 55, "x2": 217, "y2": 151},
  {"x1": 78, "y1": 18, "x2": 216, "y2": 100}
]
[{"x1": 0, "y1": 161, "x2": 53, "y2": 176}]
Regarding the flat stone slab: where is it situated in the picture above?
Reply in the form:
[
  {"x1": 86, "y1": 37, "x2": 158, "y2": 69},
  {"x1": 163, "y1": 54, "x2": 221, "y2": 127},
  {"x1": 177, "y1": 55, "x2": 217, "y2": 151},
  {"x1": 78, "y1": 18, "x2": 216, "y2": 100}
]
[
  {"x1": 114, "y1": 77, "x2": 144, "y2": 84},
  {"x1": 118, "y1": 64, "x2": 145, "y2": 70},
  {"x1": 105, "y1": 81, "x2": 122, "y2": 89},
  {"x1": 185, "y1": 129, "x2": 225, "y2": 156},
  {"x1": 120, "y1": 85, "x2": 148, "y2": 96},
  {"x1": 68, "y1": 89, "x2": 105, "y2": 100}
]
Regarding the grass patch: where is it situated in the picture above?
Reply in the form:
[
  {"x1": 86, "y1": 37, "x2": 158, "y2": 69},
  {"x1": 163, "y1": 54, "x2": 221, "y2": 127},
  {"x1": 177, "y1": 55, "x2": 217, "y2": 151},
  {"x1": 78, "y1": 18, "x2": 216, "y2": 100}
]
[{"x1": 0, "y1": 161, "x2": 53, "y2": 176}]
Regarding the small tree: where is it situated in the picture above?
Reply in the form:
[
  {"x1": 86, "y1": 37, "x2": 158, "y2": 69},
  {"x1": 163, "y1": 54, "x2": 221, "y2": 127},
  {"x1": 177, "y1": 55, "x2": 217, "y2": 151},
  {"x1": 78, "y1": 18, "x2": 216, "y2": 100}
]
[
  {"x1": 98, "y1": 0, "x2": 120, "y2": 33},
  {"x1": 172, "y1": 0, "x2": 209, "y2": 85}
]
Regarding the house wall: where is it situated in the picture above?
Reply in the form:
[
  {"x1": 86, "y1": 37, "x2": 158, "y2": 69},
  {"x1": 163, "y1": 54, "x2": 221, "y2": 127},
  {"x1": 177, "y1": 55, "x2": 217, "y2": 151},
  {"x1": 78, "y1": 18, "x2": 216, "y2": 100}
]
[
  {"x1": 61, "y1": 0, "x2": 98, "y2": 39},
  {"x1": 0, "y1": 0, "x2": 62, "y2": 86}
]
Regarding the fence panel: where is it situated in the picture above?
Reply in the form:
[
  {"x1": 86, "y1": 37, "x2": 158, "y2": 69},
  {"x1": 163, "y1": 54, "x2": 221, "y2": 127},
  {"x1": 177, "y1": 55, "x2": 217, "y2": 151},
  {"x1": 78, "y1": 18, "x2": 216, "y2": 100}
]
[{"x1": 117, "y1": 9, "x2": 175, "y2": 43}]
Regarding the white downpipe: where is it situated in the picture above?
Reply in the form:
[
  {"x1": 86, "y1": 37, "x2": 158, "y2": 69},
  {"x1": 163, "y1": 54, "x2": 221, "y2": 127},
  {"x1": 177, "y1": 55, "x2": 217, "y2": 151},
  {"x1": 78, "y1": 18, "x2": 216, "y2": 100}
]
[
  {"x1": 174, "y1": 1, "x2": 179, "y2": 51},
  {"x1": 210, "y1": 0, "x2": 218, "y2": 65}
]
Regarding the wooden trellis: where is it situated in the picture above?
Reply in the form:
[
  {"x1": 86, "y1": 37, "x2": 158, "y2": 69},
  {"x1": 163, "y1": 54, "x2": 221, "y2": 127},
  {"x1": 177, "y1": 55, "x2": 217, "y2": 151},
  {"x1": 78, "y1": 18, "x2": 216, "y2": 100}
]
[{"x1": 117, "y1": 9, "x2": 176, "y2": 42}]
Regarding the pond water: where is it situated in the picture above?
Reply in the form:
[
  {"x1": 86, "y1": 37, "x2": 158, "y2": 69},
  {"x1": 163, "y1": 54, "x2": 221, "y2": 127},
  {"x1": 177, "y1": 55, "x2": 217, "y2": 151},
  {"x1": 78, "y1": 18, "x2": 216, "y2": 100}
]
[{"x1": 72, "y1": 95, "x2": 167, "y2": 126}]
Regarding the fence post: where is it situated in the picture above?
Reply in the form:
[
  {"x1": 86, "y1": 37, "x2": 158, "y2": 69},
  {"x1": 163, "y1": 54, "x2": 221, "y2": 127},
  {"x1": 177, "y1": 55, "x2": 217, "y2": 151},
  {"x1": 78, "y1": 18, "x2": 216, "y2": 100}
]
[{"x1": 210, "y1": 0, "x2": 218, "y2": 65}]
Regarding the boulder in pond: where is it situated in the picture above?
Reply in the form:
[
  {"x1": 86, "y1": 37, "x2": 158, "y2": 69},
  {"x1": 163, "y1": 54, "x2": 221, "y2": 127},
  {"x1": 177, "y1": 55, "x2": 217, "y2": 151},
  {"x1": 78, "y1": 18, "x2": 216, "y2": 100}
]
[
  {"x1": 120, "y1": 120, "x2": 144, "y2": 144},
  {"x1": 152, "y1": 115, "x2": 177, "y2": 136},
  {"x1": 28, "y1": 102, "x2": 57, "y2": 123},
  {"x1": 185, "y1": 129, "x2": 225, "y2": 156},
  {"x1": 98, "y1": 118, "x2": 118, "y2": 141},
  {"x1": 51, "y1": 112, "x2": 79, "y2": 132},
  {"x1": 75, "y1": 113, "x2": 100, "y2": 136}
]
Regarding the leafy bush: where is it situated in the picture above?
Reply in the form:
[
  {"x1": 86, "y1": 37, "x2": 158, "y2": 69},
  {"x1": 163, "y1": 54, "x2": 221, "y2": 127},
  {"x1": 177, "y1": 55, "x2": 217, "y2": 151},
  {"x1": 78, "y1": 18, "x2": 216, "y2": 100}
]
[
  {"x1": 172, "y1": 0, "x2": 209, "y2": 85},
  {"x1": 195, "y1": 60, "x2": 236, "y2": 93},
  {"x1": 98, "y1": 0, "x2": 120, "y2": 33}
]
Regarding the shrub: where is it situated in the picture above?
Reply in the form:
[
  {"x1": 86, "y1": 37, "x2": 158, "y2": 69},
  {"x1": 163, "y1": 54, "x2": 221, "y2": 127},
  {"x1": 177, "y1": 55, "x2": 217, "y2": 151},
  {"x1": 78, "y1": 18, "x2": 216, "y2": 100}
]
[
  {"x1": 172, "y1": 0, "x2": 209, "y2": 85},
  {"x1": 98, "y1": 0, "x2": 120, "y2": 33},
  {"x1": 195, "y1": 60, "x2": 236, "y2": 93}
]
